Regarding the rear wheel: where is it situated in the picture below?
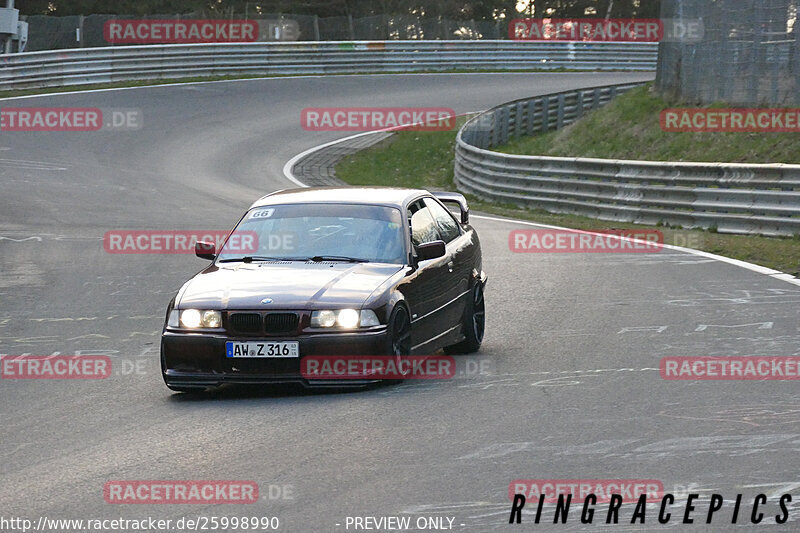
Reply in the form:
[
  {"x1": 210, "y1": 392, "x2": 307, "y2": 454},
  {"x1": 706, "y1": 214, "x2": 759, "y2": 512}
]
[{"x1": 445, "y1": 282, "x2": 485, "y2": 354}]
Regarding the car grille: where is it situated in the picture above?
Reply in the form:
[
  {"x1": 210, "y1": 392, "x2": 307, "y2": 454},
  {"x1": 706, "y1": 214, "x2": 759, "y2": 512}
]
[
  {"x1": 229, "y1": 313, "x2": 262, "y2": 334},
  {"x1": 264, "y1": 313, "x2": 299, "y2": 334}
]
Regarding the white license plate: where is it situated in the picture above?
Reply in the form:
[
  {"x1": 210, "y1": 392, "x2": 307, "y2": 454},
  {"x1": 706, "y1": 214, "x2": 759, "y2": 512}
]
[{"x1": 225, "y1": 341, "x2": 299, "y2": 358}]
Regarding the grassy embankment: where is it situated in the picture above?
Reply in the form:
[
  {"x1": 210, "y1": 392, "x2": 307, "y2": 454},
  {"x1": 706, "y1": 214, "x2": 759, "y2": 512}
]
[{"x1": 335, "y1": 86, "x2": 800, "y2": 275}]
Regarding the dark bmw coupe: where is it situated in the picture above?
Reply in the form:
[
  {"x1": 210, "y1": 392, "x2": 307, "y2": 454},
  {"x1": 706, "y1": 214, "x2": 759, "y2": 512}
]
[{"x1": 160, "y1": 187, "x2": 487, "y2": 391}]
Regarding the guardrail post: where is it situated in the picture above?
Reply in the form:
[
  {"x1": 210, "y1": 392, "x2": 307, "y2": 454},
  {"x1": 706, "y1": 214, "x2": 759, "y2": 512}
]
[
  {"x1": 514, "y1": 101, "x2": 524, "y2": 138},
  {"x1": 541, "y1": 96, "x2": 550, "y2": 133},
  {"x1": 592, "y1": 88, "x2": 601, "y2": 110},
  {"x1": 576, "y1": 91, "x2": 585, "y2": 119},
  {"x1": 78, "y1": 15, "x2": 85, "y2": 48},
  {"x1": 526, "y1": 99, "x2": 537, "y2": 135},
  {"x1": 491, "y1": 109, "x2": 502, "y2": 147},
  {"x1": 556, "y1": 94, "x2": 566, "y2": 129},
  {"x1": 499, "y1": 106, "x2": 510, "y2": 145}
]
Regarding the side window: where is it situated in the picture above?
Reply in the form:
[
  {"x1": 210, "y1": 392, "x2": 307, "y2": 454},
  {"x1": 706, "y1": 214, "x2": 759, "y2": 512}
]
[
  {"x1": 424, "y1": 198, "x2": 461, "y2": 243},
  {"x1": 408, "y1": 201, "x2": 441, "y2": 246}
]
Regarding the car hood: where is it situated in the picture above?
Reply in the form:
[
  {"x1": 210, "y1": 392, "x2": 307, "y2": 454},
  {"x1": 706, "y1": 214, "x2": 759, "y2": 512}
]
[{"x1": 176, "y1": 262, "x2": 404, "y2": 310}]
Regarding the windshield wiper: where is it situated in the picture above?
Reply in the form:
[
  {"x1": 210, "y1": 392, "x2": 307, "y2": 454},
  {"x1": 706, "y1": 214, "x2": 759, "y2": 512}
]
[
  {"x1": 309, "y1": 255, "x2": 370, "y2": 263},
  {"x1": 218, "y1": 256, "x2": 307, "y2": 263},
  {"x1": 219, "y1": 255, "x2": 370, "y2": 264}
]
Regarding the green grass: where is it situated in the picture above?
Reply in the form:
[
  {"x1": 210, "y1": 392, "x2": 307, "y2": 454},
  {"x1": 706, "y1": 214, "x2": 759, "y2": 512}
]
[
  {"x1": 497, "y1": 84, "x2": 800, "y2": 164},
  {"x1": 335, "y1": 118, "x2": 800, "y2": 276},
  {"x1": 338, "y1": 121, "x2": 465, "y2": 190}
]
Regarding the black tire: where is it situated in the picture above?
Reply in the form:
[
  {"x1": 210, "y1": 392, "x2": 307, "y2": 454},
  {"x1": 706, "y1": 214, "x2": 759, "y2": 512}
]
[
  {"x1": 445, "y1": 282, "x2": 485, "y2": 354},
  {"x1": 386, "y1": 305, "x2": 412, "y2": 356},
  {"x1": 384, "y1": 305, "x2": 412, "y2": 381}
]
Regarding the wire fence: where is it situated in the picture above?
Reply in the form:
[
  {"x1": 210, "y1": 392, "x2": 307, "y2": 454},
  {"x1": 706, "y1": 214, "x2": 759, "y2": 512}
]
[
  {"x1": 656, "y1": 0, "x2": 800, "y2": 105},
  {"x1": 21, "y1": 13, "x2": 507, "y2": 51}
]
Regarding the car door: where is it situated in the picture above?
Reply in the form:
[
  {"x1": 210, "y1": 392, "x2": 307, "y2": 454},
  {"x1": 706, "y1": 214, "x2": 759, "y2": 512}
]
[
  {"x1": 397, "y1": 199, "x2": 454, "y2": 352},
  {"x1": 423, "y1": 197, "x2": 473, "y2": 328}
]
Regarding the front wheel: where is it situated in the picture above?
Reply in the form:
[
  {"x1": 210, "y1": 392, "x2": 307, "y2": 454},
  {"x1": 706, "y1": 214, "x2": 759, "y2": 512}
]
[
  {"x1": 384, "y1": 305, "x2": 412, "y2": 381},
  {"x1": 386, "y1": 305, "x2": 412, "y2": 356},
  {"x1": 445, "y1": 282, "x2": 485, "y2": 354}
]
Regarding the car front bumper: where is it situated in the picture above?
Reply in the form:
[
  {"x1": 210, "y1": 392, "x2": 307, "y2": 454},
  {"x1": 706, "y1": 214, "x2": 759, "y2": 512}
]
[{"x1": 161, "y1": 327, "x2": 389, "y2": 389}]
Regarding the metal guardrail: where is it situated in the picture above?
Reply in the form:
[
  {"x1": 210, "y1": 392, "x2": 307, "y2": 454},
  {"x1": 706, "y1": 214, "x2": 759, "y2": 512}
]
[
  {"x1": 455, "y1": 83, "x2": 800, "y2": 236},
  {"x1": 0, "y1": 40, "x2": 657, "y2": 90}
]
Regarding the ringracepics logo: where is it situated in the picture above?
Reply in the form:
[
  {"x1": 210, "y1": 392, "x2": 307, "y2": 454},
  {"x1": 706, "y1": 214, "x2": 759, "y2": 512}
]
[
  {"x1": 103, "y1": 481, "x2": 258, "y2": 504},
  {"x1": 103, "y1": 230, "x2": 258, "y2": 254},
  {"x1": 301, "y1": 355, "x2": 456, "y2": 380},
  {"x1": 508, "y1": 488, "x2": 792, "y2": 525},
  {"x1": 301, "y1": 108, "x2": 456, "y2": 132},
  {"x1": 1, "y1": 355, "x2": 111, "y2": 379},
  {"x1": 509, "y1": 229, "x2": 663, "y2": 253},
  {"x1": 0, "y1": 108, "x2": 142, "y2": 132},
  {"x1": 508, "y1": 488, "x2": 793, "y2": 525},
  {"x1": 104, "y1": 20, "x2": 258, "y2": 44},
  {"x1": 660, "y1": 356, "x2": 800, "y2": 380},
  {"x1": 661, "y1": 109, "x2": 800, "y2": 133}
]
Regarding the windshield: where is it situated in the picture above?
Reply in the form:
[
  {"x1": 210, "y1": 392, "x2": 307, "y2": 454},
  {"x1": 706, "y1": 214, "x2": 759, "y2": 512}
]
[{"x1": 218, "y1": 203, "x2": 406, "y2": 264}]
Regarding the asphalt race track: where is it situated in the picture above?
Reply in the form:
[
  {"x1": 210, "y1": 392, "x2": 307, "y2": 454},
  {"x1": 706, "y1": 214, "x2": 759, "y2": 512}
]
[{"x1": 1, "y1": 72, "x2": 798, "y2": 532}]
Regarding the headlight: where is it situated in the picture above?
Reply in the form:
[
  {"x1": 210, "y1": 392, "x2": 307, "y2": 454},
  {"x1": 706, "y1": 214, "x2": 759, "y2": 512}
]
[
  {"x1": 174, "y1": 309, "x2": 222, "y2": 329},
  {"x1": 336, "y1": 308, "x2": 360, "y2": 328},
  {"x1": 180, "y1": 309, "x2": 202, "y2": 328},
  {"x1": 202, "y1": 310, "x2": 221, "y2": 328},
  {"x1": 310, "y1": 309, "x2": 381, "y2": 328},
  {"x1": 313, "y1": 310, "x2": 337, "y2": 328}
]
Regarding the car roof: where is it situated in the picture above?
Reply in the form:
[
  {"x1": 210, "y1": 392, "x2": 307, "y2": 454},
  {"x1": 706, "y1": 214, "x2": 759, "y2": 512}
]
[{"x1": 249, "y1": 186, "x2": 431, "y2": 209}]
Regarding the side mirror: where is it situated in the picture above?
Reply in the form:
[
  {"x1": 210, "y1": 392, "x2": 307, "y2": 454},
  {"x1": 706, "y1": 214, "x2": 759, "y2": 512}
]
[
  {"x1": 195, "y1": 241, "x2": 216, "y2": 260},
  {"x1": 415, "y1": 240, "x2": 446, "y2": 262}
]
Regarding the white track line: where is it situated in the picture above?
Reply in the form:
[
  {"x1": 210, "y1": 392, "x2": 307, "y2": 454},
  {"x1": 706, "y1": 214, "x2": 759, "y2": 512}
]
[
  {"x1": 282, "y1": 129, "x2": 800, "y2": 288},
  {"x1": 0, "y1": 72, "x2": 611, "y2": 102},
  {"x1": 281, "y1": 130, "x2": 393, "y2": 188}
]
